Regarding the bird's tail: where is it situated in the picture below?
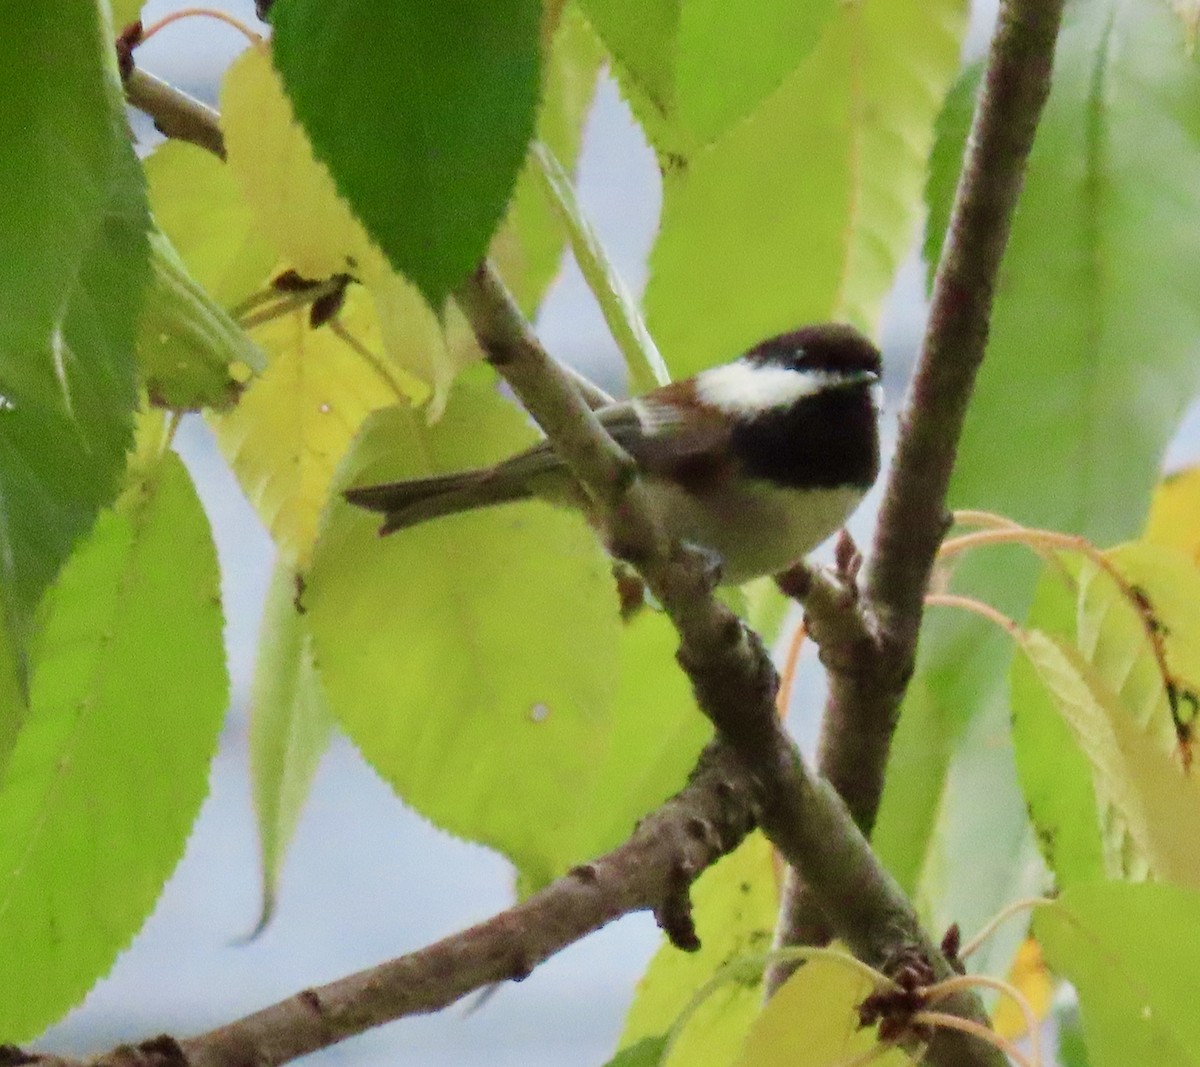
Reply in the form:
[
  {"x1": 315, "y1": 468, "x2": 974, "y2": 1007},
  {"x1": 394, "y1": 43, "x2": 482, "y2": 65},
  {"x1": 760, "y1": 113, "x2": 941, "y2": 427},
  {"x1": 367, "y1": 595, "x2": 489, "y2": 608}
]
[{"x1": 344, "y1": 468, "x2": 534, "y2": 535}]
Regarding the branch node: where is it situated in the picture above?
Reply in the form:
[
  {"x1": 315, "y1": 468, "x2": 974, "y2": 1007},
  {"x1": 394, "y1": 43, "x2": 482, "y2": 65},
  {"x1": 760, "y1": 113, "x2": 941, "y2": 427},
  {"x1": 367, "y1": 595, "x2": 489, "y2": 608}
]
[
  {"x1": 834, "y1": 529, "x2": 863, "y2": 585},
  {"x1": 939, "y1": 924, "x2": 967, "y2": 975},
  {"x1": 297, "y1": 989, "x2": 324, "y2": 1016},
  {"x1": 115, "y1": 21, "x2": 143, "y2": 82},
  {"x1": 857, "y1": 944, "x2": 938, "y2": 1043},
  {"x1": 655, "y1": 871, "x2": 702, "y2": 952},
  {"x1": 508, "y1": 952, "x2": 536, "y2": 982},
  {"x1": 569, "y1": 862, "x2": 600, "y2": 884}
]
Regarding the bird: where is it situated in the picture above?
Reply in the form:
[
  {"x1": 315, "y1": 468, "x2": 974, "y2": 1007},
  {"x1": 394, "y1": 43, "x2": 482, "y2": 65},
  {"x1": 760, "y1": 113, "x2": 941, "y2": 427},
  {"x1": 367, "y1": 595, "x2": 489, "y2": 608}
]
[{"x1": 345, "y1": 323, "x2": 882, "y2": 585}]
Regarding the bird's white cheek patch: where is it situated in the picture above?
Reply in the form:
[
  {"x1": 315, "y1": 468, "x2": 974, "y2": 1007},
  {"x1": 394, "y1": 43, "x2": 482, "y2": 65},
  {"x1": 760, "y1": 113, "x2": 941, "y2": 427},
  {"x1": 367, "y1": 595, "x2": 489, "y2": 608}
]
[{"x1": 695, "y1": 361, "x2": 824, "y2": 414}]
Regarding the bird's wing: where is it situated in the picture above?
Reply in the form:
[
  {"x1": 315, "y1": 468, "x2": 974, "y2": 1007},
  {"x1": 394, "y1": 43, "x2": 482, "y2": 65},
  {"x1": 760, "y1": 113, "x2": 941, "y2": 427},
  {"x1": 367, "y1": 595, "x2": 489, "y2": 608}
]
[
  {"x1": 481, "y1": 390, "x2": 733, "y2": 496},
  {"x1": 610, "y1": 391, "x2": 733, "y2": 487}
]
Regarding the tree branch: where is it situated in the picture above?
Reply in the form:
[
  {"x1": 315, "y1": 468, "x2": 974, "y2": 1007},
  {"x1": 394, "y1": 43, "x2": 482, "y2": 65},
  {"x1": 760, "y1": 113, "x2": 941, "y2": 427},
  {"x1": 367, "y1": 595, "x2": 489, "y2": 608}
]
[
  {"x1": 769, "y1": 0, "x2": 1067, "y2": 988},
  {"x1": 124, "y1": 69, "x2": 226, "y2": 160},
  {"x1": 21, "y1": 746, "x2": 754, "y2": 1067},
  {"x1": 124, "y1": 63, "x2": 1004, "y2": 1067}
]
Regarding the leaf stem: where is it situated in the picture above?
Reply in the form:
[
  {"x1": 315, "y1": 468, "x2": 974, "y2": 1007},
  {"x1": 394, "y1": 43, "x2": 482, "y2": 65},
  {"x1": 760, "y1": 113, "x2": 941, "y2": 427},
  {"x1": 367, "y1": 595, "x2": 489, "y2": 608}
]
[
  {"x1": 936, "y1": 524, "x2": 1181, "y2": 745},
  {"x1": 924, "y1": 592, "x2": 1021, "y2": 637},
  {"x1": 530, "y1": 141, "x2": 671, "y2": 392},
  {"x1": 959, "y1": 897, "x2": 1052, "y2": 961},
  {"x1": 911, "y1": 1011, "x2": 1035, "y2": 1067},
  {"x1": 776, "y1": 620, "x2": 808, "y2": 720},
  {"x1": 951, "y1": 509, "x2": 1028, "y2": 531},
  {"x1": 925, "y1": 974, "x2": 1042, "y2": 1065},
  {"x1": 327, "y1": 320, "x2": 423, "y2": 405},
  {"x1": 237, "y1": 282, "x2": 348, "y2": 330},
  {"x1": 662, "y1": 945, "x2": 896, "y2": 1064},
  {"x1": 140, "y1": 7, "x2": 262, "y2": 46}
]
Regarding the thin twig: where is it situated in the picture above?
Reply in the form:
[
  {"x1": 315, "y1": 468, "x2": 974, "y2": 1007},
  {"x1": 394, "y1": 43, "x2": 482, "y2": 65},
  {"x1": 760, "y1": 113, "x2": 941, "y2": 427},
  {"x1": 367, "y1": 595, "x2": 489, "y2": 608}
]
[
  {"x1": 140, "y1": 7, "x2": 261, "y2": 45},
  {"x1": 124, "y1": 68, "x2": 226, "y2": 159},
  {"x1": 836, "y1": 0, "x2": 1067, "y2": 838}
]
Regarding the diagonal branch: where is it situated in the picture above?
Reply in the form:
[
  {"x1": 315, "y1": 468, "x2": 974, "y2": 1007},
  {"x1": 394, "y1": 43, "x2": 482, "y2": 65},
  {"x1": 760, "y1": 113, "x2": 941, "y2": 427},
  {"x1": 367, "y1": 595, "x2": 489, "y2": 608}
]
[
  {"x1": 769, "y1": 0, "x2": 1067, "y2": 987},
  {"x1": 15, "y1": 745, "x2": 755, "y2": 1067},
  {"x1": 455, "y1": 264, "x2": 1003, "y2": 1067},
  {"x1": 125, "y1": 68, "x2": 226, "y2": 159}
]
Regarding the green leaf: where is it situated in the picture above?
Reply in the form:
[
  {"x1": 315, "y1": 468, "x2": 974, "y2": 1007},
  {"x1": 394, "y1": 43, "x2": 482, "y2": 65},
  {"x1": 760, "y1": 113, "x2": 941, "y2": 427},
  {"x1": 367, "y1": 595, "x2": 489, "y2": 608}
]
[
  {"x1": 1055, "y1": 1002, "x2": 1092, "y2": 1067},
  {"x1": 307, "y1": 387, "x2": 622, "y2": 888},
  {"x1": 0, "y1": 601, "x2": 23, "y2": 769},
  {"x1": 494, "y1": 4, "x2": 605, "y2": 317},
  {"x1": 879, "y1": 0, "x2": 1200, "y2": 915},
  {"x1": 219, "y1": 44, "x2": 460, "y2": 408},
  {"x1": 1019, "y1": 626, "x2": 1200, "y2": 887},
  {"x1": 0, "y1": 445, "x2": 226, "y2": 1041},
  {"x1": 922, "y1": 61, "x2": 981, "y2": 287},
  {"x1": 1011, "y1": 562, "x2": 1106, "y2": 887},
  {"x1": 672, "y1": 0, "x2": 837, "y2": 153},
  {"x1": 741, "y1": 578, "x2": 792, "y2": 653},
  {"x1": 911, "y1": 691, "x2": 1046, "y2": 986},
  {"x1": 577, "y1": 0, "x2": 678, "y2": 127},
  {"x1": 1077, "y1": 545, "x2": 1200, "y2": 759},
  {"x1": 143, "y1": 140, "x2": 278, "y2": 310},
  {"x1": 558, "y1": 609, "x2": 709, "y2": 887},
  {"x1": 942, "y1": 1, "x2": 1200, "y2": 542},
  {"x1": 621, "y1": 833, "x2": 777, "y2": 1067},
  {"x1": 580, "y1": 0, "x2": 836, "y2": 155},
  {"x1": 604, "y1": 1035, "x2": 669, "y2": 1067},
  {"x1": 138, "y1": 229, "x2": 265, "y2": 411},
  {"x1": 111, "y1": 0, "x2": 143, "y2": 28},
  {"x1": 1012, "y1": 540, "x2": 1200, "y2": 892},
  {"x1": 0, "y1": 7, "x2": 149, "y2": 627},
  {"x1": 248, "y1": 558, "x2": 334, "y2": 933},
  {"x1": 733, "y1": 955, "x2": 907, "y2": 1067},
  {"x1": 531, "y1": 142, "x2": 669, "y2": 392},
  {"x1": 645, "y1": 0, "x2": 966, "y2": 377},
  {"x1": 1012, "y1": 543, "x2": 1200, "y2": 888},
  {"x1": 270, "y1": 0, "x2": 543, "y2": 307},
  {"x1": 1034, "y1": 883, "x2": 1200, "y2": 1067},
  {"x1": 875, "y1": 672, "x2": 970, "y2": 899}
]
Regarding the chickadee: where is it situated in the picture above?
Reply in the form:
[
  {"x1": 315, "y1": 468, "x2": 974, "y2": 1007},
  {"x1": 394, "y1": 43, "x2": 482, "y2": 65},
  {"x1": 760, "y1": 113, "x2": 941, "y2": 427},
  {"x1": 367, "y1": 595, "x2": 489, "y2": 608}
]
[{"x1": 346, "y1": 323, "x2": 882, "y2": 584}]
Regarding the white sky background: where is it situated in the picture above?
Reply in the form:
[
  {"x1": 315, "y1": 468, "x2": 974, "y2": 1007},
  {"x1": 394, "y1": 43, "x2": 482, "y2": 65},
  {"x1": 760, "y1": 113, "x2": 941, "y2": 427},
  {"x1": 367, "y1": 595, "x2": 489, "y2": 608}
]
[{"x1": 43, "y1": 1, "x2": 1200, "y2": 1063}]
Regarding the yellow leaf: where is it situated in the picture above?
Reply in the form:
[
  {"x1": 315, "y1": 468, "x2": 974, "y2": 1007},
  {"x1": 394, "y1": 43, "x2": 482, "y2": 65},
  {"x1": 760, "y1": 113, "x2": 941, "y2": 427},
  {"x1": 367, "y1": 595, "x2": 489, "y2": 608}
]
[
  {"x1": 219, "y1": 44, "x2": 459, "y2": 407},
  {"x1": 209, "y1": 287, "x2": 420, "y2": 567},
  {"x1": 621, "y1": 833, "x2": 778, "y2": 1067},
  {"x1": 734, "y1": 956, "x2": 910, "y2": 1067},
  {"x1": 144, "y1": 140, "x2": 277, "y2": 309},
  {"x1": 991, "y1": 938, "x2": 1052, "y2": 1039},
  {"x1": 221, "y1": 44, "x2": 374, "y2": 279},
  {"x1": 1145, "y1": 465, "x2": 1200, "y2": 565}
]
